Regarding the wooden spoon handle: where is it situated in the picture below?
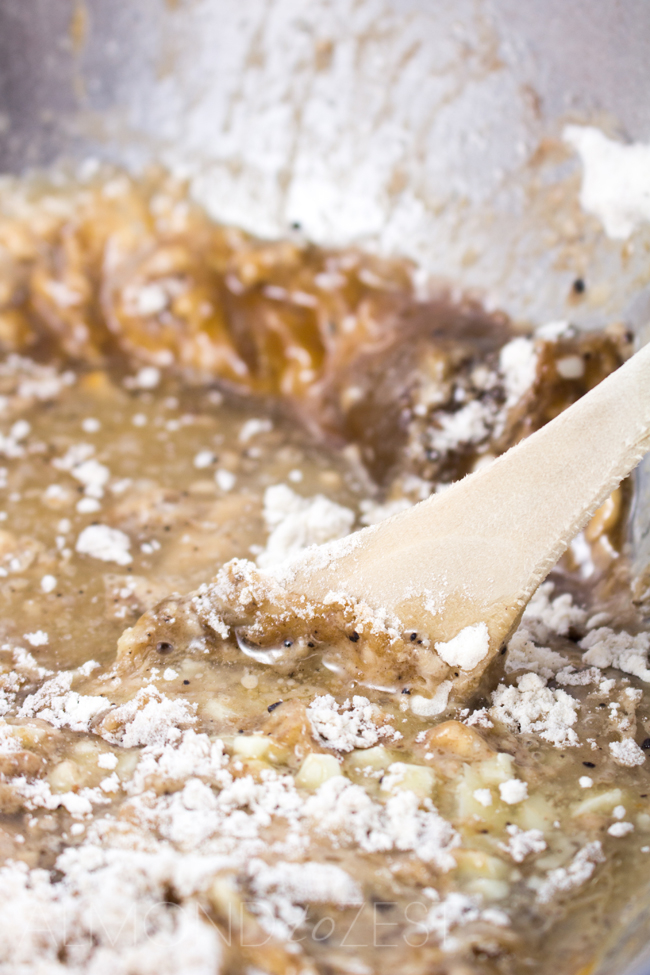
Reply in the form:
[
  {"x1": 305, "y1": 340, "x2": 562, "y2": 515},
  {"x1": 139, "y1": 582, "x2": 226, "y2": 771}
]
[{"x1": 287, "y1": 342, "x2": 650, "y2": 649}]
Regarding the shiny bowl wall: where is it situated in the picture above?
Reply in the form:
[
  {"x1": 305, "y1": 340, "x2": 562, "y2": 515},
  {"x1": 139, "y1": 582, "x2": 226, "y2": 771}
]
[{"x1": 2, "y1": 0, "x2": 650, "y2": 332}]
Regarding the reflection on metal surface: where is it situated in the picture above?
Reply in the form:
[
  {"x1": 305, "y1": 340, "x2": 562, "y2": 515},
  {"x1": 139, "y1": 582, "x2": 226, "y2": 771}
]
[
  {"x1": 629, "y1": 288, "x2": 650, "y2": 615},
  {"x1": 1, "y1": 0, "x2": 650, "y2": 329}
]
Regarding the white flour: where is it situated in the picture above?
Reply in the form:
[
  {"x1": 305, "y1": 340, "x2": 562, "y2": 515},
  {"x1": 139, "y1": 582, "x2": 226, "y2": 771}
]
[
  {"x1": 564, "y1": 125, "x2": 650, "y2": 239},
  {"x1": 307, "y1": 694, "x2": 401, "y2": 751},
  {"x1": 257, "y1": 484, "x2": 355, "y2": 568}
]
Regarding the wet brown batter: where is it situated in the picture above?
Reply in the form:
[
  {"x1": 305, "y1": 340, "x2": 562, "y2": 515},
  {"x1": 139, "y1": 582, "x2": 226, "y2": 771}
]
[{"x1": 0, "y1": 166, "x2": 646, "y2": 975}]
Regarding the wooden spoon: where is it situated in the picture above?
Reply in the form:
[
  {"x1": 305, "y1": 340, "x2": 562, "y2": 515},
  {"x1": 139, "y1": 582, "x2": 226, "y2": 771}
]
[{"x1": 279, "y1": 341, "x2": 650, "y2": 682}]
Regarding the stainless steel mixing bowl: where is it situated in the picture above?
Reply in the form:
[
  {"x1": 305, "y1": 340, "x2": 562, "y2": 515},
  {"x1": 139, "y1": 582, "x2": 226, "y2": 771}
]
[{"x1": 1, "y1": 1, "x2": 650, "y2": 971}]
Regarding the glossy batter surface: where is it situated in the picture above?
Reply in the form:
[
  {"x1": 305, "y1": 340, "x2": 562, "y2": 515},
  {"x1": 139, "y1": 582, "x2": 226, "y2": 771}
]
[{"x1": 0, "y1": 168, "x2": 646, "y2": 975}]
